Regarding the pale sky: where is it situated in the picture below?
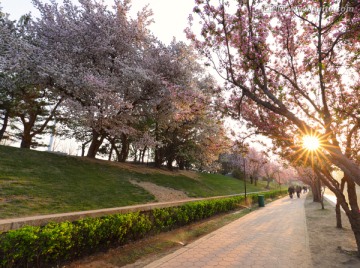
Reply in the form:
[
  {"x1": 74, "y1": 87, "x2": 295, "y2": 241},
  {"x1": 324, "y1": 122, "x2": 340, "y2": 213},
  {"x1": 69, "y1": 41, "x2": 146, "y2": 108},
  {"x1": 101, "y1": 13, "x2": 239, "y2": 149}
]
[{"x1": 1, "y1": 0, "x2": 196, "y2": 44}]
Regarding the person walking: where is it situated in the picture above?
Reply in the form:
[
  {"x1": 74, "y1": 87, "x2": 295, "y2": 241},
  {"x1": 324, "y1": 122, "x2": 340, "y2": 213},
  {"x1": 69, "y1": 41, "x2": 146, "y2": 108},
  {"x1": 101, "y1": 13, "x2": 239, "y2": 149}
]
[
  {"x1": 288, "y1": 185, "x2": 295, "y2": 198},
  {"x1": 296, "y1": 185, "x2": 302, "y2": 198}
]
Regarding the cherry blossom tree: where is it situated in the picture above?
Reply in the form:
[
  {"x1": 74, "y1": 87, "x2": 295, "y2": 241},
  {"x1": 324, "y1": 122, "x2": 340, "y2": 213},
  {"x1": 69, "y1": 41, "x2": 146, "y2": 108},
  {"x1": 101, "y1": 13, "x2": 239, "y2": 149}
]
[
  {"x1": 137, "y1": 40, "x2": 229, "y2": 170},
  {"x1": 188, "y1": 0, "x2": 360, "y2": 184},
  {"x1": 0, "y1": 10, "x2": 15, "y2": 141},
  {"x1": 0, "y1": 11, "x2": 64, "y2": 148},
  {"x1": 27, "y1": 0, "x2": 157, "y2": 157},
  {"x1": 189, "y1": 0, "x2": 360, "y2": 254},
  {"x1": 262, "y1": 161, "x2": 281, "y2": 189},
  {"x1": 246, "y1": 147, "x2": 267, "y2": 185}
]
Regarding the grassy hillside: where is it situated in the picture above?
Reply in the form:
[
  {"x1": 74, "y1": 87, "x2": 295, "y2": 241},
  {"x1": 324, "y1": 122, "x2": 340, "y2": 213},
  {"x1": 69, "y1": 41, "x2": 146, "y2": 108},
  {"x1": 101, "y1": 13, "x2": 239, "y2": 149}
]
[{"x1": 0, "y1": 145, "x2": 271, "y2": 219}]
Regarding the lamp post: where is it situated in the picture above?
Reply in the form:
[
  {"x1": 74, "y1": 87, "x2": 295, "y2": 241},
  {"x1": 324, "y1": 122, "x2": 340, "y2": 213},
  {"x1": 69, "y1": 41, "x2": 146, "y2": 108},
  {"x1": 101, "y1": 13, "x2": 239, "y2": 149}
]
[{"x1": 243, "y1": 156, "x2": 247, "y2": 200}]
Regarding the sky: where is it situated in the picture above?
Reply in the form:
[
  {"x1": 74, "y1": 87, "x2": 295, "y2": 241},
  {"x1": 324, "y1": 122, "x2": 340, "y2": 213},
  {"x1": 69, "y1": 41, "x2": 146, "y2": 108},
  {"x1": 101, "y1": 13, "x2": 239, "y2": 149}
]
[{"x1": 1, "y1": 0, "x2": 196, "y2": 45}]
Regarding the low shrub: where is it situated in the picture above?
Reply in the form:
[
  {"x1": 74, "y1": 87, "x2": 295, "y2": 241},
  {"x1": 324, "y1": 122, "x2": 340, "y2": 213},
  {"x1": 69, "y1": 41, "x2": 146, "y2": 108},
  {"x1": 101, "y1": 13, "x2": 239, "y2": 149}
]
[{"x1": 0, "y1": 190, "x2": 285, "y2": 267}]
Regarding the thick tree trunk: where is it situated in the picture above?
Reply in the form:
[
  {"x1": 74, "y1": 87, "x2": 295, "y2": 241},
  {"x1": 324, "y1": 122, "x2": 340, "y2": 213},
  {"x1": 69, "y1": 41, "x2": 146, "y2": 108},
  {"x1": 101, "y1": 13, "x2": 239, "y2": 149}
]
[
  {"x1": 345, "y1": 177, "x2": 360, "y2": 253},
  {"x1": 0, "y1": 111, "x2": 9, "y2": 141},
  {"x1": 345, "y1": 210, "x2": 360, "y2": 257},
  {"x1": 20, "y1": 122, "x2": 34, "y2": 149},
  {"x1": 311, "y1": 180, "x2": 322, "y2": 203},
  {"x1": 86, "y1": 130, "x2": 105, "y2": 158},
  {"x1": 178, "y1": 160, "x2": 185, "y2": 170},
  {"x1": 266, "y1": 178, "x2": 270, "y2": 189},
  {"x1": 154, "y1": 147, "x2": 163, "y2": 168},
  {"x1": 345, "y1": 176, "x2": 360, "y2": 256},
  {"x1": 167, "y1": 158, "x2": 173, "y2": 171},
  {"x1": 20, "y1": 134, "x2": 32, "y2": 149},
  {"x1": 119, "y1": 133, "x2": 129, "y2": 162}
]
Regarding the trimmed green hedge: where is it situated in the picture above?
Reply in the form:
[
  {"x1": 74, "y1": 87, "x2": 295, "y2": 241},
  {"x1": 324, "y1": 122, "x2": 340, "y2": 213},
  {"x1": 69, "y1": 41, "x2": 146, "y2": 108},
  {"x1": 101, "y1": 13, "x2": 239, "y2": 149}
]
[{"x1": 0, "y1": 190, "x2": 286, "y2": 267}]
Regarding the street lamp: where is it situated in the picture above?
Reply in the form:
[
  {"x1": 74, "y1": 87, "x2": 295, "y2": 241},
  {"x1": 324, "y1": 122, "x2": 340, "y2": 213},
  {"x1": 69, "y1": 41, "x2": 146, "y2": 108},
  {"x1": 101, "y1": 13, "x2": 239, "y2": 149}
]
[{"x1": 243, "y1": 156, "x2": 247, "y2": 200}]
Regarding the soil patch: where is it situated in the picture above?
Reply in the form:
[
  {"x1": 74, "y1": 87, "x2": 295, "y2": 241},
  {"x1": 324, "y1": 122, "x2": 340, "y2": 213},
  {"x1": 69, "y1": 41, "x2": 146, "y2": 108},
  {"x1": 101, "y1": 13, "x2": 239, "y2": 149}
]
[
  {"x1": 128, "y1": 179, "x2": 190, "y2": 202},
  {"x1": 305, "y1": 195, "x2": 360, "y2": 267}
]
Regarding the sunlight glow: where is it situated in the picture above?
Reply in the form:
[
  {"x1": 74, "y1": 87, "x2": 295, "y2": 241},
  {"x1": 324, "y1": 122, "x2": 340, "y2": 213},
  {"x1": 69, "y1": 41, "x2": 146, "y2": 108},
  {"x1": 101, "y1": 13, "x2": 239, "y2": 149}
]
[{"x1": 302, "y1": 135, "x2": 320, "y2": 151}]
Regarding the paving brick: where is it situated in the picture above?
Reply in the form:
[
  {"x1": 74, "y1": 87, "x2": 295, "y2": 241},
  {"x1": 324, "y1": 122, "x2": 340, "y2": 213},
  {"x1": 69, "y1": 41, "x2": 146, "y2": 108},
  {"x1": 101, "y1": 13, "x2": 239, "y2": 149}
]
[{"x1": 145, "y1": 194, "x2": 313, "y2": 268}]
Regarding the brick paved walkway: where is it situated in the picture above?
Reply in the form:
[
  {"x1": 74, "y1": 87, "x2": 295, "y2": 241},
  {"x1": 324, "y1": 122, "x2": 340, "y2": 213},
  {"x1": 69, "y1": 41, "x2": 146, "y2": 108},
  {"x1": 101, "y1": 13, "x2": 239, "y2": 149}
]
[{"x1": 145, "y1": 194, "x2": 312, "y2": 268}]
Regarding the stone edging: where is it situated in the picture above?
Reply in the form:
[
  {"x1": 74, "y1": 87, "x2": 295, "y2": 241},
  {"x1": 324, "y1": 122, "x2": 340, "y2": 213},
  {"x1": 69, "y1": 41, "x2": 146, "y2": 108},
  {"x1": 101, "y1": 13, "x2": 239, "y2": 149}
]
[{"x1": 0, "y1": 192, "x2": 263, "y2": 232}]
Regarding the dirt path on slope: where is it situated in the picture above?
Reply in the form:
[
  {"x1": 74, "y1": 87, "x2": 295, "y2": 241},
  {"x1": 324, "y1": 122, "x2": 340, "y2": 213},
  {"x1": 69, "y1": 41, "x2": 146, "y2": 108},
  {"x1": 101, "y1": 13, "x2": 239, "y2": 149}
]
[{"x1": 129, "y1": 179, "x2": 190, "y2": 202}]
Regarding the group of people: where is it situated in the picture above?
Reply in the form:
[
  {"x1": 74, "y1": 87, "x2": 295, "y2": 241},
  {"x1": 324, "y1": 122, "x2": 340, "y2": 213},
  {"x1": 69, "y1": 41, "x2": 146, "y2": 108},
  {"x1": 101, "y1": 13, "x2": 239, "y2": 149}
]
[{"x1": 288, "y1": 185, "x2": 308, "y2": 198}]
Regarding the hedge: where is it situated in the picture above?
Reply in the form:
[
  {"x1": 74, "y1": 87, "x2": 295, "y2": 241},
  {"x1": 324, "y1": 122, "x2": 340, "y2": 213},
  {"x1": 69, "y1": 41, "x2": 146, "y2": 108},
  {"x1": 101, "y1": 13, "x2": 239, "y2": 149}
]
[{"x1": 0, "y1": 190, "x2": 286, "y2": 267}]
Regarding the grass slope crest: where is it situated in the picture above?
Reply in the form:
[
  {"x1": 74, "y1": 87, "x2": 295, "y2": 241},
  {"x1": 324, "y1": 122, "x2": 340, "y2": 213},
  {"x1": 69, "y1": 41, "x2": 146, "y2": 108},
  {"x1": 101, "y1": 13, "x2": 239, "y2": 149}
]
[{"x1": 0, "y1": 145, "x2": 275, "y2": 219}]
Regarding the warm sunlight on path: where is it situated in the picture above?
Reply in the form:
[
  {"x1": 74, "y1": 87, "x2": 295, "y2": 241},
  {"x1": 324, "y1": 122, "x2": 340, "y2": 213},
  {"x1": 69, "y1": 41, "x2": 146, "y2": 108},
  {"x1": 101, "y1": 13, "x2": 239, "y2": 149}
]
[{"x1": 145, "y1": 195, "x2": 312, "y2": 268}]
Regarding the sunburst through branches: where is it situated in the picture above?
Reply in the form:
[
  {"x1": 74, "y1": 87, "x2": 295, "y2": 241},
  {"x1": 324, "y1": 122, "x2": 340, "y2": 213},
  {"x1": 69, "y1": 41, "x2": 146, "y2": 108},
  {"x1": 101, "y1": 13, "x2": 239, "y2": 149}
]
[
  {"x1": 302, "y1": 135, "x2": 320, "y2": 151},
  {"x1": 291, "y1": 133, "x2": 326, "y2": 167}
]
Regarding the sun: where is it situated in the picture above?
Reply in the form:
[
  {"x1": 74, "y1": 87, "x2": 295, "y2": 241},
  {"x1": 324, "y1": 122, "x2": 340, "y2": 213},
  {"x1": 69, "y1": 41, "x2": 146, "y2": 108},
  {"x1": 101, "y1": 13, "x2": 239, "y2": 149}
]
[{"x1": 302, "y1": 135, "x2": 320, "y2": 151}]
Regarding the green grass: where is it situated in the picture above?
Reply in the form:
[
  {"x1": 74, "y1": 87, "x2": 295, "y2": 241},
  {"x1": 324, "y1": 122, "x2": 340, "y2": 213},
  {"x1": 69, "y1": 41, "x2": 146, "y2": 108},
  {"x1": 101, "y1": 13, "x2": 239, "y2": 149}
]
[{"x1": 0, "y1": 145, "x2": 272, "y2": 219}]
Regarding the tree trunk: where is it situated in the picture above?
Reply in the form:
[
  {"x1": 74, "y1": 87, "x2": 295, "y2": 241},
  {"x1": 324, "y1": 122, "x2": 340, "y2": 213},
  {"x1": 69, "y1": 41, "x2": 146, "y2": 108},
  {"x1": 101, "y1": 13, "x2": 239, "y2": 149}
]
[
  {"x1": 20, "y1": 119, "x2": 35, "y2": 149},
  {"x1": 81, "y1": 139, "x2": 92, "y2": 157},
  {"x1": 108, "y1": 143, "x2": 114, "y2": 161},
  {"x1": 20, "y1": 122, "x2": 34, "y2": 149},
  {"x1": 119, "y1": 133, "x2": 129, "y2": 162},
  {"x1": 335, "y1": 203, "x2": 342, "y2": 228},
  {"x1": 336, "y1": 179, "x2": 346, "y2": 228},
  {"x1": 141, "y1": 146, "x2": 147, "y2": 163},
  {"x1": 328, "y1": 147, "x2": 360, "y2": 188},
  {"x1": 316, "y1": 170, "x2": 360, "y2": 256},
  {"x1": 330, "y1": 174, "x2": 360, "y2": 256},
  {"x1": 345, "y1": 209, "x2": 360, "y2": 257},
  {"x1": 266, "y1": 178, "x2": 270, "y2": 189},
  {"x1": 311, "y1": 179, "x2": 322, "y2": 202},
  {"x1": 178, "y1": 160, "x2": 185, "y2": 170},
  {"x1": 154, "y1": 121, "x2": 162, "y2": 168},
  {"x1": 20, "y1": 135, "x2": 32, "y2": 149},
  {"x1": 0, "y1": 111, "x2": 9, "y2": 141},
  {"x1": 318, "y1": 178, "x2": 325, "y2": 209},
  {"x1": 345, "y1": 176, "x2": 360, "y2": 252},
  {"x1": 154, "y1": 147, "x2": 163, "y2": 168},
  {"x1": 167, "y1": 158, "x2": 173, "y2": 171},
  {"x1": 86, "y1": 130, "x2": 105, "y2": 158}
]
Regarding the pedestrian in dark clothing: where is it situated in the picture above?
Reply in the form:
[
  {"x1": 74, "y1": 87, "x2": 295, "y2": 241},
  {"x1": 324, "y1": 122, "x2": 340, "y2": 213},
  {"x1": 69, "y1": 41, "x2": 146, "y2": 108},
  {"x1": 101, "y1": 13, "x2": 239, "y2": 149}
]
[
  {"x1": 288, "y1": 185, "x2": 295, "y2": 199},
  {"x1": 296, "y1": 185, "x2": 302, "y2": 198}
]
